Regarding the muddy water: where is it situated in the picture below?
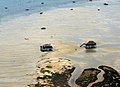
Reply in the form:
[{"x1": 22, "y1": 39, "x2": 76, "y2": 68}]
[{"x1": 0, "y1": 4, "x2": 120, "y2": 87}]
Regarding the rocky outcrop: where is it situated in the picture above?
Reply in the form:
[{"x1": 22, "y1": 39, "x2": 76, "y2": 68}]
[
  {"x1": 91, "y1": 65, "x2": 120, "y2": 87},
  {"x1": 75, "y1": 65, "x2": 120, "y2": 87},
  {"x1": 75, "y1": 68, "x2": 101, "y2": 87},
  {"x1": 28, "y1": 58, "x2": 75, "y2": 87}
]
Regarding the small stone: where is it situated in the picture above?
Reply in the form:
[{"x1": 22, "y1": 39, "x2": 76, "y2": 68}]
[
  {"x1": 24, "y1": 38, "x2": 29, "y2": 40},
  {"x1": 72, "y1": 1, "x2": 76, "y2": 3},
  {"x1": 41, "y1": 2, "x2": 44, "y2": 4},
  {"x1": 40, "y1": 12, "x2": 43, "y2": 14},
  {"x1": 89, "y1": 0, "x2": 92, "y2": 1},
  {"x1": 4, "y1": 7, "x2": 8, "y2": 9},
  {"x1": 104, "y1": 3, "x2": 108, "y2": 5},
  {"x1": 70, "y1": 9, "x2": 73, "y2": 10},
  {"x1": 41, "y1": 27, "x2": 46, "y2": 30},
  {"x1": 25, "y1": 8, "x2": 29, "y2": 11}
]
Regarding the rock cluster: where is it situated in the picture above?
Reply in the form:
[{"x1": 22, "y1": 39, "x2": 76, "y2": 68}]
[
  {"x1": 28, "y1": 58, "x2": 75, "y2": 87},
  {"x1": 76, "y1": 65, "x2": 120, "y2": 87}
]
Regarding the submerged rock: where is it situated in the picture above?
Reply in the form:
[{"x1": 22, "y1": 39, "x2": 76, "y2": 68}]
[{"x1": 4, "y1": 7, "x2": 8, "y2": 9}]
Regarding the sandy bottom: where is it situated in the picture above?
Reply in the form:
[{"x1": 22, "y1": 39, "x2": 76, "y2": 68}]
[{"x1": 0, "y1": 6, "x2": 120, "y2": 87}]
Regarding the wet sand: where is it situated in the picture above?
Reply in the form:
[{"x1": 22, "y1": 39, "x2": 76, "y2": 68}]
[{"x1": 0, "y1": 6, "x2": 120, "y2": 87}]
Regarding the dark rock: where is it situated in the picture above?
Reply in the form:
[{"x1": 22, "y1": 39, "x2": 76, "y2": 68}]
[
  {"x1": 104, "y1": 3, "x2": 108, "y2": 5},
  {"x1": 25, "y1": 8, "x2": 29, "y2": 11},
  {"x1": 70, "y1": 9, "x2": 73, "y2": 10},
  {"x1": 97, "y1": 8, "x2": 100, "y2": 11},
  {"x1": 41, "y1": 27, "x2": 46, "y2": 30},
  {"x1": 91, "y1": 65, "x2": 120, "y2": 87},
  {"x1": 40, "y1": 12, "x2": 43, "y2": 14},
  {"x1": 72, "y1": 1, "x2": 76, "y2": 3},
  {"x1": 4, "y1": 7, "x2": 8, "y2": 9},
  {"x1": 89, "y1": 0, "x2": 92, "y2": 1},
  {"x1": 75, "y1": 68, "x2": 101, "y2": 87},
  {"x1": 41, "y1": 2, "x2": 44, "y2": 4}
]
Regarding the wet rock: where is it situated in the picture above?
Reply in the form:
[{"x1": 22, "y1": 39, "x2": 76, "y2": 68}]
[
  {"x1": 24, "y1": 38, "x2": 29, "y2": 40},
  {"x1": 4, "y1": 7, "x2": 8, "y2": 9},
  {"x1": 91, "y1": 65, "x2": 120, "y2": 87},
  {"x1": 50, "y1": 68, "x2": 75, "y2": 87},
  {"x1": 97, "y1": 8, "x2": 100, "y2": 11},
  {"x1": 70, "y1": 9, "x2": 73, "y2": 10},
  {"x1": 41, "y1": 27, "x2": 46, "y2": 30},
  {"x1": 75, "y1": 68, "x2": 101, "y2": 87},
  {"x1": 28, "y1": 58, "x2": 75, "y2": 87},
  {"x1": 25, "y1": 8, "x2": 29, "y2": 11},
  {"x1": 41, "y1": 2, "x2": 44, "y2": 4},
  {"x1": 40, "y1": 12, "x2": 43, "y2": 14},
  {"x1": 75, "y1": 66, "x2": 120, "y2": 87},
  {"x1": 72, "y1": 1, "x2": 76, "y2": 3},
  {"x1": 104, "y1": 3, "x2": 108, "y2": 5}
]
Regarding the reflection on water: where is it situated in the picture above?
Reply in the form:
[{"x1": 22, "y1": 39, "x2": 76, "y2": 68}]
[{"x1": 85, "y1": 49, "x2": 96, "y2": 53}]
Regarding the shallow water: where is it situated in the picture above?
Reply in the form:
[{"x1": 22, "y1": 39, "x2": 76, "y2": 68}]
[
  {"x1": 0, "y1": 0, "x2": 87, "y2": 22},
  {"x1": 0, "y1": 0, "x2": 120, "y2": 87}
]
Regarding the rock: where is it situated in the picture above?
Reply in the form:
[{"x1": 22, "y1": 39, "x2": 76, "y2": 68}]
[
  {"x1": 24, "y1": 38, "x2": 29, "y2": 40},
  {"x1": 104, "y1": 3, "x2": 108, "y2": 5},
  {"x1": 41, "y1": 2, "x2": 44, "y2": 4},
  {"x1": 25, "y1": 8, "x2": 29, "y2": 11},
  {"x1": 70, "y1": 9, "x2": 73, "y2": 10},
  {"x1": 97, "y1": 8, "x2": 100, "y2": 11},
  {"x1": 76, "y1": 65, "x2": 120, "y2": 87},
  {"x1": 41, "y1": 27, "x2": 46, "y2": 30},
  {"x1": 40, "y1": 12, "x2": 43, "y2": 14},
  {"x1": 28, "y1": 58, "x2": 75, "y2": 87},
  {"x1": 72, "y1": 1, "x2": 76, "y2": 3},
  {"x1": 75, "y1": 68, "x2": 101, "y2": 87},
  {"x1": 91, "y1": 65, "x2": 120, "y2": 87},
  {"x1": 4, "y1": 7, "x2": 8, "y2": 9}
]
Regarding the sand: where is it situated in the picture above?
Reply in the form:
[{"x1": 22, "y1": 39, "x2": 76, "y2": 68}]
[{"x1": 0, "y1": 6, "x2": 120, "y2": 87}]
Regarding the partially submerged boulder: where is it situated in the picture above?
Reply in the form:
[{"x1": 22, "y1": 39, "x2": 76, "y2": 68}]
[
  {"x1": 41, "y1": 2, "x2": 44, "y2": 4},
  {"x1": 41, "y1": 27, "x2": 46, "y2": 30},
  {"x1": 89, "y1": 0, "x2": 92, "y2": 1},
  {"x1": 72, "y1": 1, "x2": 76, "y2": 3},
  {"x1": 104, "y1": 3, "x2": 109, "y2": 5},
  {"x1": 40, "y1": 12, "x2": 43, "y2": 14},
  {"x1": 25, "y1": 8, "x2": 29, "y2": 11},
  {"x1": 4, "y1": 7, "x2": 8, "y2": 9}
]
